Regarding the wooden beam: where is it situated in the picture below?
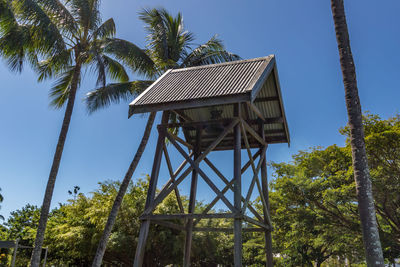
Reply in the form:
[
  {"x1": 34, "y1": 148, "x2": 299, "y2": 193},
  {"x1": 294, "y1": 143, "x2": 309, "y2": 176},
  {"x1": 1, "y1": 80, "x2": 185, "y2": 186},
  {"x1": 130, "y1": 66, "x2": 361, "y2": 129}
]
[
  {"x1": 259, "y1": 122, "x2": 274, "y2": 267},
  {"x1": 241, "y1": 122, "x2": 266, "y2": 214},
  {"x1": 247, "y1": 102, "x2": 265, "y2": 121},
  {"x1": 149, "y1": 119, "x2": 239, "y2": 214},
  {"x1": 163, "y1": 146, "x2": 185, "y2": 213},
  {"x1": 151, "y1": 220, "x2": 185, "y2": 231},
  {"x1": 134, "y1": 112, "x2": 168, "y2": 267},
  {"x1": 172, "y1": 109, "x2": 193, "y2": 122},
  {"x1": 147, "y1": 152, "x2": 193, "y2": 214},
  {"x1": 165, "y1": 130, "x2": 236, "y2": 212},
  {"x1": 145, "y1": 162, "x2": 192, "y2": 214},
  {"x1": 158, "y1": 118, "x2": 233, "y2": 130},
  {"x1": 203, "y1": 152, "x2": 265, "y2": 220},
  {"x1": 193, "y1": 150, "x2": 264, "y2": 227},
  {"x1": 184, "y1": 129, "x2": 201, "y2": 266},
  {"x1": 249, "y1": 117, "x2": 284, "y2": 124},
  {"x1": 161, "y1": 117, "x2": 284, "y2": 131},
  {"x1": 241, "y1": 119, "x2": 266, "y2": 146},
  {"x1": 193, "y1": 227, "x2": 265, "y2": 233},
  {"x1": 254, "y1": 96, "x2": 279, "y2": 102},
  {"x1": 174, "y1": 134, "x2": 194, "y2": 150},
  {"x1": 233, "y1": 103, "x2": 242, "y2": 267},
  {"x1": 255, "y1": 173, "x2": 271, "y2": 226},
  {"x1": 243, "y1": 215, "x2": 270, "y2": 230},
  {"x1": 141, "y1": 213, "x2": 238, "y2": 220}
]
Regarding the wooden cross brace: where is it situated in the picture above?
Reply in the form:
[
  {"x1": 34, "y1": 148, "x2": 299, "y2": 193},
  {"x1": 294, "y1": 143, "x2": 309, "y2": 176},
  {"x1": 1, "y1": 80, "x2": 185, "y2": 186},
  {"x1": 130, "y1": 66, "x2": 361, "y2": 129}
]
[{"x1": 142, "y1": 118, "x2": 271, "y2": 231}]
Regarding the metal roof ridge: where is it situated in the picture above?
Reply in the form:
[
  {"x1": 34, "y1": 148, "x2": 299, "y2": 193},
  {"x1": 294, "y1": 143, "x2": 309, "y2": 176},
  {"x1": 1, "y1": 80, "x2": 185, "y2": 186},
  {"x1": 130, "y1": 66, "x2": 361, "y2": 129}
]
[{"x1": 170, "y1": 55, "x2": 274, "y2": 73}]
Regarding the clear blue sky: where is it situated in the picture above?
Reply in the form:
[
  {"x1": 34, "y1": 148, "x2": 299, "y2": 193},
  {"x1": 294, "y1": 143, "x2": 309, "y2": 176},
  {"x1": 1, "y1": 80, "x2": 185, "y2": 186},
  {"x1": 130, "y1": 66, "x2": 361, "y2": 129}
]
[{"x1": 1, "y1": 0, "x2": 399, "y2": 219}]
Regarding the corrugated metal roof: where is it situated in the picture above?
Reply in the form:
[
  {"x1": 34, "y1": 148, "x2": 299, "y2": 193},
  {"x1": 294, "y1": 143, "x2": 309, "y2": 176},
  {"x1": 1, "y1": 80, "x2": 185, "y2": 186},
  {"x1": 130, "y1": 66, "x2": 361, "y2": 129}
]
[
  {"x1": 129, "y1": 55, "x2": 290, "y2": 147},
  {"x1": 129, "y1": 56, "x2": 273, "y2": 115}
]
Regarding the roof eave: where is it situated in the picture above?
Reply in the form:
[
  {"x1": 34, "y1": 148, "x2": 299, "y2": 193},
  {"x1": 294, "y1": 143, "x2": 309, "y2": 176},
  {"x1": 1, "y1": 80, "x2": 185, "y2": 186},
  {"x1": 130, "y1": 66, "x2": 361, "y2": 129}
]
[
  {"x1": 128, "y1": 69, "x2": 173, "y2": 118},
  {"x1": 129, "y1": 93, "x2": 252, "y2": 116},
  {"x1": 272, "y1": 63, "x2": 291, "y2": 146}
]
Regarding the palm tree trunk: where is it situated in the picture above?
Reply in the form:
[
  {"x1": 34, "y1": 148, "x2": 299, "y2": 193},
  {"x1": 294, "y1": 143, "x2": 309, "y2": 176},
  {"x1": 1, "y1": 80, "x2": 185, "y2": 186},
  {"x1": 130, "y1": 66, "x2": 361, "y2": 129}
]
[
  {"x1": 330, "y1": 0, "x2": 384, "y2": 266},
  {"x1": 30, "y1": 64, "x2": 81, "y2": 267},
  {"x1": 91, "y1": 111, "x2": 157, "y2": 267}
]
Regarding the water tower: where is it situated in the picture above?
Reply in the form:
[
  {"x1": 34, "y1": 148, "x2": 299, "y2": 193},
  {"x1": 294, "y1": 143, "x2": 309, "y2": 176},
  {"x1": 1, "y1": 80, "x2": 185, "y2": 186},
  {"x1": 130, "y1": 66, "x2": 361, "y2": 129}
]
[{"x1": 129, "y1": 55, "x2": 289, "y2": 267}]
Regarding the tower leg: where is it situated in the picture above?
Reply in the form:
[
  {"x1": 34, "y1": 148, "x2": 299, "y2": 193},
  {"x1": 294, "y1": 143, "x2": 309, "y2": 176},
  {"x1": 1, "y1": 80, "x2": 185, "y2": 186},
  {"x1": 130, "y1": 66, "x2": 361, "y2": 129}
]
[
  {"x1": 261, "y1": 154, "x2": 273, "y2": 267},
  {"x1": 234, "y1": 105, "x2": 242, "y2": 267},
  {"x1": 134, "y1": 113, "x2": 167, "y2": 267},
  {"x1": 259, "y1": 123, "x2": 273, "y2": 267},
  {"x1": 183, "y1": 129, "x2": 201, "y2": 267}
]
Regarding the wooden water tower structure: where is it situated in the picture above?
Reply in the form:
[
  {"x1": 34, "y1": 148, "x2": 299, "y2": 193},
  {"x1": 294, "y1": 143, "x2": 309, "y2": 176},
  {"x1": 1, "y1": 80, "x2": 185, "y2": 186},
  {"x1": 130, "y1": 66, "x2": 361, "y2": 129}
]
[{"x1": 129, "y1": 55, "x2": 290, "y2": 267}]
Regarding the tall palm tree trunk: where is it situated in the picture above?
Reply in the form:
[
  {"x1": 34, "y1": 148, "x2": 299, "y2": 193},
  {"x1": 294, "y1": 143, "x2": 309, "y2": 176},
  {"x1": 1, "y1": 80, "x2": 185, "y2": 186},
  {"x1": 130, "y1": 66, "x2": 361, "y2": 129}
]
[
  {"x1": 330, "y1": 1, "x2": 384, "y2": 266},
  {"x1": 30, "y1": 64, "x2": 82, "y2": 267},
  {"x1": 91, "y1": 112, "x2": 157, "y2": 267}
]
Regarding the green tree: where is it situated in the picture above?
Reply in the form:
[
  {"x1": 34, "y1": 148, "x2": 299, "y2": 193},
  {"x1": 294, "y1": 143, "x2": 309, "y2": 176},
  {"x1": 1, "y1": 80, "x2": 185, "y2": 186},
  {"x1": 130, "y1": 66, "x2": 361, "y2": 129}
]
[
  {"x1": 269, "y1": 114, "x2": 400, "y2": 265},
  {"x1": 329, "y1": 1, "x2": 384, "y2": 265},
  {"x1": 2, "y1": 204, "x2": 41, "y2": 266},
  {"x1": 269, "y1": 147, "x2": 364, "y2": 266},
  {"x1": 0, "y1": 1, "x2": 153, "y2": 265},
  {"x1": 0, "y1": 0, "x2": 65, "y2": 72},
  {"x1": 87, "y1": 8, "x2": 239, "y2": 266}
]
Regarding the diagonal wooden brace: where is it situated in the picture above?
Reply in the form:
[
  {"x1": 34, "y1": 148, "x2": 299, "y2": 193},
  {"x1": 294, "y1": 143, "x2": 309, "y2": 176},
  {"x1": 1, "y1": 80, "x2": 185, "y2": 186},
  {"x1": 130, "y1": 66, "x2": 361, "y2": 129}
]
[
  {"x1": 146, "y1": 118, "x2": 239, "y2": 214},
  {"x1": 165, "y1": 130, "x2": 237, "y2": 212}
]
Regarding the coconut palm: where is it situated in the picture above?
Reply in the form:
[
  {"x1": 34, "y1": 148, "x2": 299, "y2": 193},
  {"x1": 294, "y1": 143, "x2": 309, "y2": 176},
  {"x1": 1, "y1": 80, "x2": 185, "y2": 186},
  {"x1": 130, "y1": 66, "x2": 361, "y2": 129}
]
[
  {"x1": 330, "y1": 0, "x2": 384, "y2": 266},
  {"x1": 0, "y1": 0, "x2": 64, "y2": 72},
  {"x1": 0, "y1": 188, "x2": 4, "y2": 220},
  {"x1": 86, "y1": 8, "x2": 239, "y2": 266},
  {"x1": 0, "y1": 1, "x2": 153, "y2": 266}
]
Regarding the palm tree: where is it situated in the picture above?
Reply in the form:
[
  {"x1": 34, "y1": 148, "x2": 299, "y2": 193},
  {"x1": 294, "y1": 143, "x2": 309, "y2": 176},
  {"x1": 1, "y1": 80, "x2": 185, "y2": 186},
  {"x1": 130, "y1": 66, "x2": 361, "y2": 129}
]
[
  {"x1": 330, "y1": 0, "x2": 384, "y2": 266},
  {"x1": 86, "y1": 8, "x2": 239, "y2": 266},
  {"x1": 0, "y1": 0, "x2": 63, "y2": 72},
  {"x1": 1, "y1": 1, "x2": 153, "y2": 266},
  {"x1": 0, "y1": 188, "x2": 4, "y2": 220}
]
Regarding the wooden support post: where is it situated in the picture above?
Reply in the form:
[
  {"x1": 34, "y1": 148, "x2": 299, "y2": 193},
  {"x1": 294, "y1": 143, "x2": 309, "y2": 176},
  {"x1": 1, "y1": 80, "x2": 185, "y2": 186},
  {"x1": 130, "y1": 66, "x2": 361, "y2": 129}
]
[
  {"x1": 183, "y1": 129, "x2": 201, "y2": 267},
  {"x1": 233, "y1": 104, "x2": 242, "y2": 267},
  {"x1": 259, "y1": 122, "x2": 273, "y2": 267},
  {"x1": 11, "y1": 238, "x2": 19, "y2": 267},
  {"x1": 133, "y1": 112, "x2": 168, "y2": 267},
  {"x1": 42, "y1": 248, "x2": 48, "y2": 267}
]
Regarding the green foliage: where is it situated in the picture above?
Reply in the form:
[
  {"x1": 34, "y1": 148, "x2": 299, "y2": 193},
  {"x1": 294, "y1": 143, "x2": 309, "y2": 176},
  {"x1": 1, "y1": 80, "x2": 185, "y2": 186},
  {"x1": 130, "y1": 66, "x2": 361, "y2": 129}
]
[
  {"x1": 269, "y1": 114, "x2": 400, "y2": 266},
  {"x1": 2, "y1": 204, "x2": 40, "y2": 266}
]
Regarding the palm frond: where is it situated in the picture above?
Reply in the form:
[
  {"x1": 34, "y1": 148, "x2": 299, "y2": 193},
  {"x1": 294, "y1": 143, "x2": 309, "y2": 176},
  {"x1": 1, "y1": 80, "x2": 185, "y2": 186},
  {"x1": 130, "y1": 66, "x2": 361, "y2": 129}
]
[
  {"x1": 180, "y1": 35, "x2": 240, "y2": 67},
  {"x1": 0, "y1": 0, "x2": 18, "y2": 34},
  {"x1": 65, "y1": 0, "x2": 100, "y2": 33},
  {"x1": 103, "y1": 38, "x2": 154, "y2": 77},
  {"x1": 92, "y1": 18, "x2": 115, "y2": 39},
  {"x1": 165, "y1": 11, "x2": 194, "y2": 63},
  {"x1": 11, "y1": 0, "x2": 66, "y2": 55},
  {"x1": 0, "y1": 24, "x2": 32, "y2": 72},
  {"x1": 139, "y1": 7, "x2": 195, "y2": 69},
  {"x1": 37, "y1": 49, "x2": 73, "y2": 81},
  {"x1": 139, "y1": 8, "x2": 169, "y2": 62},
  {"x1": 94, "y1": 53, "x2": 106, "y2": 87},
  {"x1": 49, "y1": 66, "x2": 80, "y2": 108},
  {"x1": 85, "y1": 80, "x2": 153, "y2": 113},
  {"x1": 35, "y1": 0, "x2": 78, "y2": 37},
  {"x1": 102, "y1": 55, "x2": 129, "y2": 82}
]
